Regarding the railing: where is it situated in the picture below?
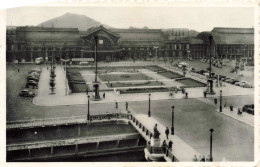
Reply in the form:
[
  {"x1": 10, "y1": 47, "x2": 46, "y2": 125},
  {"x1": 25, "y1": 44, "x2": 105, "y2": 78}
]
[
  {"x1": 146, "y1": 144, "x2": 166, "y2": 154},
  {"x1": 7, "y1": 113, "x2": 130, "y2": 129},
  {"x1": 165, "y1": 147, "x2": 178, "y2": 162}
]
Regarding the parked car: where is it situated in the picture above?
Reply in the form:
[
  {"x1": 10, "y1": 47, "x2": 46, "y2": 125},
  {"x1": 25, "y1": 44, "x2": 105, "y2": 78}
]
[
  {"x1": 242, "y1": 104, "x2": 254, "y2": 115},
  {"x1": 226, "y1": 78, "x2": 235, "y2": 83},
  {"x1": 241, "y1": 83, "x2": 253, "y2": 88},
  {"x1": 199, "y1": 70, "x2": 206, "y2": 75},
  {"x1": 221, "y1": 78, "x2": 227, "y2": 82},
  {"x1": 27, "y1": 80, "x2": 38, "y2": 87},
  {"x1": 230, "y1": 79, "x2": 240, "y2": 85},
  {"x1": 27, "y1": 76, "x2": 39, "y2": 82},
  {"x1": 19, "y1": 89, "x2": 35, "y2": 97},
  {"x1": 235, "y1": 81, "x2": 247, "y2": 86},
  {"x1": 230, "y1": 69, "x2": 236, "y2": 73}
]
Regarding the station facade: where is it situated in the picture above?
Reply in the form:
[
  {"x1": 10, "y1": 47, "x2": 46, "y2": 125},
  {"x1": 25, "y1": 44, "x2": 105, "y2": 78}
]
[{"x1": 6, "y1": 25, "x2": 254, "y2": 64}]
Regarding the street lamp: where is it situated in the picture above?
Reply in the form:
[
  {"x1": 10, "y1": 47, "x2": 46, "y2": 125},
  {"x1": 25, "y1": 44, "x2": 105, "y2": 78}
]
[
  {"x1": 154, "y1": 46, "x2": 159, "y2": 65},
  {"x1": 171, "y1": 106, "x2": 174, "y2": 135},
  {"x1": 219, "y1": 90, "x2": 222, "y2": 112},
  {"x1": 87, "y1": 95, "x2": 90, "y2": 121},
  {"x1": 148, "y1": 93, "x2": 151, "y2": 117},
  {"x1": 209, "y1": 128, "x2": 214, "y2": 162}
]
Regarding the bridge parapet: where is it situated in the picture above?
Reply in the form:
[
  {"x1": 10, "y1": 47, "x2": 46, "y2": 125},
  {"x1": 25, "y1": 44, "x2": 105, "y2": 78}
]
[{"x1": 7, "y1": 113, "x2": 130, "y2": 129}]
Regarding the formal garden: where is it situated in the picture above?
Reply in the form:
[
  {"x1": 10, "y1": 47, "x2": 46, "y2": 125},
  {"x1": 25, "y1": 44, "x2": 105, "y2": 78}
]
[{"x1": 65, "y1": 65, "x2": 206, "y2": 93}]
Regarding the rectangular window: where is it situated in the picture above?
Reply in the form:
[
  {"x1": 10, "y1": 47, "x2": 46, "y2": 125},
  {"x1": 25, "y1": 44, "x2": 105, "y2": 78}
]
[{"x1": 99, "y1": 40, "x2": 103, "y2": 44}]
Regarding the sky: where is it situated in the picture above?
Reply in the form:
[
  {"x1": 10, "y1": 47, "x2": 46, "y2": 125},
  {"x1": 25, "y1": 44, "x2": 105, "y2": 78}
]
[{"x1": 6, "y1": 6, "x2": 254, "y2": 32}]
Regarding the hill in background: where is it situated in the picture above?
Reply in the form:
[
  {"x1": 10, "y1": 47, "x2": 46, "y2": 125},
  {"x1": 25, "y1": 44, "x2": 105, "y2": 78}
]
[{"x1": 38, "y1": 13, "x2": 113, "y2": 31}]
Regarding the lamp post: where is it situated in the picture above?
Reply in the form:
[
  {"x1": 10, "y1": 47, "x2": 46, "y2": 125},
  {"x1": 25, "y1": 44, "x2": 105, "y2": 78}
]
[
  {"x1": 206, "y1": 34, "x2": 215, "y2": 95},
  {"x1": 219, "y1": 90, "x2": 222, "y2": 112},
  {"x1": 92, "y1": 35, "x2": 101, "y2": 100},
  {"x1": 171, "y1": 106, "x2": 174, "y2": 135},
  {"x1": 154, "y1": 46, "x2": 159, "y2": 65},
  {"x1": 209, "y1": 128, "x2": 214, "y2": 162},
  {"x1": 148, "y1": 93, "x2": 151, "y2": 117},
  {"x1": 87, "y1": 95, "x2": 90, "y2": 121}
]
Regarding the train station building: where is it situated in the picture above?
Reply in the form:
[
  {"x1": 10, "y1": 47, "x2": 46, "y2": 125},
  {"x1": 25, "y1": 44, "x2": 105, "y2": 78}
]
[{"x1": 6, "y1": 25, "x2": 254, "y2": 64}]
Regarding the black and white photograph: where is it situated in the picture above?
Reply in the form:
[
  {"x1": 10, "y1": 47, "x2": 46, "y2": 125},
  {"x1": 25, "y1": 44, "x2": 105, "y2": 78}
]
[{"x1": 1, "y1": 2, "x2": 258, "y2": 165}]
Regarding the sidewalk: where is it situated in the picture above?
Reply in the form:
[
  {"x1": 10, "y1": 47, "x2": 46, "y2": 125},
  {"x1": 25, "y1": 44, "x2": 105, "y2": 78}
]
[
  {"x1": 216, "y1": 107, "x2": 254, "y2": 127},
  {"x1": 130, "y1": 112, "x2": 201, "y2": 161}
]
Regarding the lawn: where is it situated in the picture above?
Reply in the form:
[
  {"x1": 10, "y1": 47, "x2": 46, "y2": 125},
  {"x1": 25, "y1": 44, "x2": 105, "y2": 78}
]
[
  {"x1": 68, "y1": 82, "x2": 88, "y2": 93},
  {"x1": 176, "y1": 78, "x2": 206, "y2": 87},
  {"x1": 67, "y1": 73, "x2": 85, "y2": 82},
  {"x1": 106, "y1": 81, "x2": 164, "y2": 88},
  {"x1": 157, "y1": 71, "x2": 184, "y2": 79},
  {"x1": 145, "y1": 65, "x2": 165, "y2": 72},
  {"x1": 98, "y1": 73, "x2": 153, "y2": 82}
]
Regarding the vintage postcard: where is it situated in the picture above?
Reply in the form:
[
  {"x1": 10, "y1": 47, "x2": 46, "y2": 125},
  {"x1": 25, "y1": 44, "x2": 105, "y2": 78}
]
[{"x1": 0, "y1": 1, "x2": 259, "y2": 167}]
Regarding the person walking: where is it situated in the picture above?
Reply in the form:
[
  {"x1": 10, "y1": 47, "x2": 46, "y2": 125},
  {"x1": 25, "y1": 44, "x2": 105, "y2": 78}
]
[
  {"x1": 125, "y1": 102, "x2": 128, "y2": 111},
  {"x1": 115, "y1": 102, "x2": 118, "y2": 109},
  {"x1": 185, "y1": 92, "x2": 188, "y2": 99},
  {"x1": 162, "y1": 140, "x2": 167, "y2": 147},
  {"x1": 103, "y1": 92, "x2": 105, "y2": 99},
  {"x1": 204, "y1": 91, "x2": 207, "y2": 98},
  {"x1": 230, "y1": 104, "x2": 233, "y2": 111},
  {"x1": 153, "y1": 124, "x2": 158, "y2": 133},
  {"x1": 18, "y1": 68, "x2": 19, "y2": 72},
  {"x1": 201, "y1": 156, "x2": 206, "y2": 162},
  {"x1": 165, "y1": 127, "x2": 169, "y2": 139},
  {"x1": 168, "y1": 140, "x2": 173, "y2": 151},
  {"x1": 214, "y1": 98, "x2": 217, "y2": 104}
]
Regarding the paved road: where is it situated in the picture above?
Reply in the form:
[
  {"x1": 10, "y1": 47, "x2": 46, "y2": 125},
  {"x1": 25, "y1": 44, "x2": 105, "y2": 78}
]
[{"x1": 129, "y1": 95, "x2": 254, "y2": 161}]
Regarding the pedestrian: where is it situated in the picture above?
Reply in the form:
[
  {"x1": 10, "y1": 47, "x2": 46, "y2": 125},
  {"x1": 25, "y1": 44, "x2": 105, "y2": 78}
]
[
  {"x1": 204, "y1": 91, "x2": 207, "y2": 98},
  {"x1": 237, "y1": 108, "x2": 242, "y2": 115},
  {"x1": 185, "y1": 92, "x2": 188, "y2": 99},
  {"x1": 18, "y1": 68, "x2": 19, "y2": 72},
  {"x1": 162, "y1": 140, "x2": 167, "y2": 147},
  {"x1": 103, "y1": 92, "x2": 105, "y2": 99},
  {"x1": 201, "y1": 155, "x2": 206, "y2": 162},
  {"x1": 165, "y1": 127, "x2": 169, "y2": 139},
  {"x1": 47, "y1": 66, "x2": 48, "y2": 70},
  {"x1": 125, "y1": 102, "x2": 128, "y2": 111},
  {"x1": 193, "y1": 155, "x2": 198, "y2": 162},
  {"x1": 168, "y1": 140, "x2": 173, "y2": 151},
  {"x1": 153, "y1": 124, "x2": 158, "y2": 133},
  {"x1": 115, "y1": 102, "x2": 118, "y2": 109},
  {"x1": 230, "y1": 104, "x2": 233, "y2": 111},
  {"x1": 214, "y1": 98, "x2": 217, "y2": 104}
]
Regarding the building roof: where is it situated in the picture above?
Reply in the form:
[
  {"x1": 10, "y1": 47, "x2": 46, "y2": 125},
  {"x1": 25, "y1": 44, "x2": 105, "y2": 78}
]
[
  {"x1": 119, "y1": 40, "x2": 161, "y2": 47},
  {"x1": 198, "y1": 28, "x2": 254, "y2": 45},
  {"x1": 82, "y1": 26, "x2": 120, "y2": 38},
  {"x1": 165, "y1": 37, "x2": 205, "y2": 44},
  {"x1": 16, "y1": 26, "x2": 79, "y2": 32},
  {"x1": 110, "y1": 28, "x2": 163, "y2": 42}
]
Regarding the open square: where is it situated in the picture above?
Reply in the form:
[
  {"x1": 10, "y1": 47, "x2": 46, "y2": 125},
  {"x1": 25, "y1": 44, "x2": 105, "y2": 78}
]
[{"x1": 4, "y1": 5, "x2": 255, "y2": 164}]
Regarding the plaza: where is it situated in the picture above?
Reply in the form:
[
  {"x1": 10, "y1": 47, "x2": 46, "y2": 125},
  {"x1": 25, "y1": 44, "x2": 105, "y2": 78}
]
[
  {"x1": 5, "y1": 7, "x2": 255, "y2": 163},
  {"x1": 6, "y1": 58, "x2": 254, "y2": 162}
]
